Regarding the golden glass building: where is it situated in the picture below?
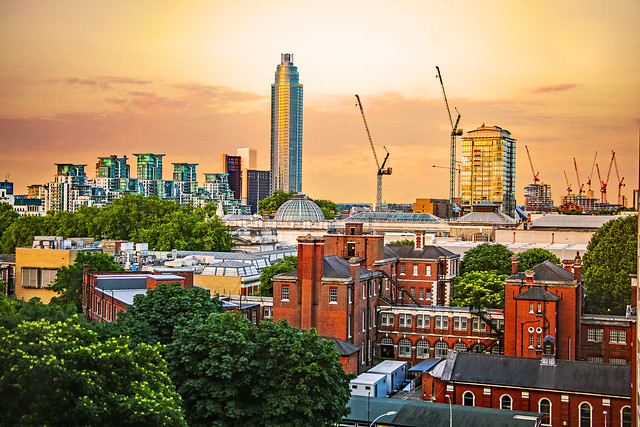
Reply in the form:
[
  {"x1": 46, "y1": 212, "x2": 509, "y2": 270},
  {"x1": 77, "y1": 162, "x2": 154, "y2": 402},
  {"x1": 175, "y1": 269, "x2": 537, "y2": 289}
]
[
  {"x1": 460, "y1": 124, "x2": 516, "y2": 217},
  {"x1": 270, "y1": 53, "x2": 303, "y2": 194}
]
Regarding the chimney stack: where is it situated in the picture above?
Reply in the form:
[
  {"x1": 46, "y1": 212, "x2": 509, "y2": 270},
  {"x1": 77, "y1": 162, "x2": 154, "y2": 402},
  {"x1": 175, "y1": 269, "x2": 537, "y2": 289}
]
[
  {"x1": 525, "y1": 269, "x2": 535, "y2": 284},
  {"x1": 297, "y1": 235, "x2": 325, "y2": 330},
  {"x1": 415, "y1": 231, "x2": 424, "y2": 250},
  {"x1": 573, "y1": 252, "x2": 582, "y2": 282},
  {"x1": 511, "y1": 255, "x2": 519, "y2": 275}
]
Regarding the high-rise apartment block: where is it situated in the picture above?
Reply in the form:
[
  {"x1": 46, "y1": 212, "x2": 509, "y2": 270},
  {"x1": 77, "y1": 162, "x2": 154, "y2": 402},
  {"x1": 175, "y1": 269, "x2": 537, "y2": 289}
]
[
  {"x1": 524, "y1": 183, "x2": 553, "y2": 213},
  {"x1": 246, "y1": 169, "x2": 271, "y2": 214},
  {"x1": 134, "y1": 153, "x2": 164, "y2": 180},
  {"x1": 220, "y1": 154, "x2": 242, "y2": 200},
  {"x1": 46, "y1": 164, "x2": 94, "y2": 212},
  {"x1": 460, "y1": 125, "x2": 516, "y2": 217},
  {"x1": 271, "y1": 53, "x2": 303, "y2": 194}
]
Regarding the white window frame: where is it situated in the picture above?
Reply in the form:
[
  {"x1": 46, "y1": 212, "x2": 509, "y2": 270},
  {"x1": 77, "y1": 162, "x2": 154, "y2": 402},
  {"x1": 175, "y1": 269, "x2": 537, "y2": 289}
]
[
  {"x1": 434, "y1": 340, "x2": 449, "y2": 357},
  {"x1": 472, "y1": 317, "x2": 486, "y2": 331},
  {"x1": 362, "y1": 311, "x2": 365, "y2": 332},
  {"x1": 413, "y1": 265, "x2": 418, "y2": 276},
  {"x1": 621, "y1": 406, "x2": 631, "y2": 427},
  {"x1": 425, "y1": 265, "x2": 431, "y2": 276},
  {"x1": 539, "y1": 398, "x2": 552, "y2": 426},
  {"x1": 329, "y1": 287, "x2": 338, "y2": 304},
  {"x1": 610, "y1": 329, "x2": 626, "y2": 344},
  {"x1": 579, "y1": 402, "x2": 592, "y2": 427},
  {"x1": 400, "y1": 264, "x2": 406, "y2": 275},
  {"x1": 416, "y1": 314, "x2": 430, "y2": 329},
  {"x1": 21, "y1": 267, "x2": 40, "y2": 288},
  {"x1": 453, "y1": 316, "x2": 468, "y2": 331},
  {"x1": 435, "y1": 315, "x2": 449, "y2": 330},
  {"x1": 398, "y1": 338, "x2": 411, "y2": 357},
  {"x1": 398, "y1": 313, "x2": 412, "y2": 328},
  {"x1": 416, "y1": 339, "x2": 429, "y2": 358},
  {"x1": 462, "y1": 391, "x2": 475, "y2": 407},
  {"x1": 263, "y1": 306, "x2": 273, "y2": 319},
  {"x1": 587, "y1": 328, "x2": 604, "y2": 342},
  {"x1": 500, "y1": 394, "x2": 512, "y2": 410},
  {"x1": 281, "y1": 285, "x2": 289, "y2": 301}
]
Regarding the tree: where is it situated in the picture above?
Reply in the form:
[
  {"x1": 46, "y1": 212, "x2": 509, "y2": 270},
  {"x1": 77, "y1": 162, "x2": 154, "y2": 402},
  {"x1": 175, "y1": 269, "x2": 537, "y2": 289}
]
[
  {"x1": 460, "y1": 243, "x2": 514, "y2": 275},
  {"x1": 0, "y1": 202, "x2": 19, "y2": 242},
  {"x1": 517, "y1": 248, "x2": 561, "y2": 271},
  {"x1": 0, "y1": 214, "x2": 47, "y2": 253},
  {"x1": 255, "y1": 256, "x2": 298, "y2": 296},
  {"x1": 115, "y1": 282, "x2": 223, "y2": 346},
  {"x1": 451, "y1": 270, "x2": 507, "y2": 309},
  {"x1": 583, "y1": 215, "x2": 638, "y2": 315},
  {"x1": 0, "y1": 317, "x2": 185, "y2": 426},
  {"x1": 312, "y1": 198, "x2": 339, "y2": 219},
  {"x1": 258, "y1": 190, "x2": 296, "y2": 213},
  {"x1": 166, "y1": 314, "x2": 351, "y2": 427},
  {"x1": 388, "y1": 239, "x2": 415, "y2": 246},
  {"x1": 0, "y1": 297, "x2": 77, "y2": 330},
  {"x1": 49, "y1": 251, "x2": 123, "y2": 312}
]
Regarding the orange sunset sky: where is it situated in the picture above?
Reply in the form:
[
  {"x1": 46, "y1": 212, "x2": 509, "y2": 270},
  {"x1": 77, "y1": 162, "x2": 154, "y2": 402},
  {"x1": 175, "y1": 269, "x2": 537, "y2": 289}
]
[{"x1": 1, "y1": 0, "x2": 639, "y2": 205}]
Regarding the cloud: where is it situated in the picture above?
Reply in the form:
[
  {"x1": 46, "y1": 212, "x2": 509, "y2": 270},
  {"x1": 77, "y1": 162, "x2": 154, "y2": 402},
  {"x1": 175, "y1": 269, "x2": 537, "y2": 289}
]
[
  {"x1": 531, "y1": 83, "x2": 578, "y2": 94},
  {"x1": 46, "y1": 76, "x2": 152, "y2": 89}
]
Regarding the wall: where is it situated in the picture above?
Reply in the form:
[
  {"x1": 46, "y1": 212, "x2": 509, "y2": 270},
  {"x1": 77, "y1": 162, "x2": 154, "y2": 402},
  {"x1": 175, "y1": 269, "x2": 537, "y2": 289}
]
[{"x1": 15, "y1": 247, "x2": 79, "y2": 303}]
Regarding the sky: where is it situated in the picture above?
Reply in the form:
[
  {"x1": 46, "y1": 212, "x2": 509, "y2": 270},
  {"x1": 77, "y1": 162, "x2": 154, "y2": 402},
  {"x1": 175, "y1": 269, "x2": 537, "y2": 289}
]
[{"x1": 1, "y1": 0, "x2": 639, "y2": 205}]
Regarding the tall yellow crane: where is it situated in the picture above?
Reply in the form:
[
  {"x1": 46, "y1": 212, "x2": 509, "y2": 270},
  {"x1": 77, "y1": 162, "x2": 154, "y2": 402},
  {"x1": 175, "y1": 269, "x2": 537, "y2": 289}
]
[
  {"x1": 435, "y1": 66, "x2": 463, "y2": 218},
  {"x1": 355, "y1": 94, "x2": 392, "y2": 210}
]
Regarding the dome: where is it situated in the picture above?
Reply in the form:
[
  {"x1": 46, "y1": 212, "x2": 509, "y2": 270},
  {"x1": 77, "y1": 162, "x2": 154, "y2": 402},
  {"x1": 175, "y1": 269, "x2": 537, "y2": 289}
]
[{"x1": 274, "y1": 193, "x2": 325, "y2": 222}]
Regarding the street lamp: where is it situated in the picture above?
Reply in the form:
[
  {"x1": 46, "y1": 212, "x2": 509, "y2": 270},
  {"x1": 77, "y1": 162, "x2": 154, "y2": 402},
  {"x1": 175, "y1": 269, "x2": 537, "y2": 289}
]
[
  {"x1": 369, "y1": 411, "x2": 397, "y2": 427},
  {"x1": 603, "y1": 411, "x2": 607, "y2": 427},
  {"x1": 446, "y1": 395, "x2": 452, "y2": 427}
]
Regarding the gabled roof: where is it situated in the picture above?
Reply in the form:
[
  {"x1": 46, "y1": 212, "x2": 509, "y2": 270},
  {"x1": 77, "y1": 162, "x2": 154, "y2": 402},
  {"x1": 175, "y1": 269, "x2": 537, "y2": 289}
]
[
  {"x1": 275, "y1": 255, "x2": 377, "y2": 281},
  {"x1": 441, "y1": 352, "x2": 630, "y2": 397},
  {"x1": 320, "y1": 336, "x2": 360, "y2": 356},
  {"x1": 507, "y1": 260, "x2": 576, "y2": 282},
  {"x1": 514, "y1": 287, "x2": 560, "y2": 302},
  {"x1": 386, "y1": 245, "x2": 458, "y2": 260}
]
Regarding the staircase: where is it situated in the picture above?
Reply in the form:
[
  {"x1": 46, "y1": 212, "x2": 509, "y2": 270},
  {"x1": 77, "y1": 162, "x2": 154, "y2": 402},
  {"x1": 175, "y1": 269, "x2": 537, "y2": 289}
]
[{"x1": 378, "y1": 270, "x2": 421, "y2": 307}]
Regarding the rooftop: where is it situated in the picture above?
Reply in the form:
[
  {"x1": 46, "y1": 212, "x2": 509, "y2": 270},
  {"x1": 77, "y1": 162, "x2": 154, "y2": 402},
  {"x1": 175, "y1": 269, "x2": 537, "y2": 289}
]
[
  {"x1": 345, "y1": 212, "x2": 443, "y2": 223},
  {"x1": 507, "y1": 260, "x2": 576, "y2": 282}
]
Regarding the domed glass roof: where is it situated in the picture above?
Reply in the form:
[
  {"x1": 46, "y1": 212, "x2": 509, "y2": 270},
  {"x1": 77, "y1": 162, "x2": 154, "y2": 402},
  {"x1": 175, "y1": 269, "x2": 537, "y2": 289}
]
[{"x1": 274, "y1": 193, "x2": 325, "y2": 222}]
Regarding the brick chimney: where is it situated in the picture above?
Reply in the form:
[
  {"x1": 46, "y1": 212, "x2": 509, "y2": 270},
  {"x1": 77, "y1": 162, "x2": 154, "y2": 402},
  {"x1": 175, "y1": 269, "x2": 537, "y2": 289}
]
[
  {"x1": 525, "y1": 270, "x2": 535, "y2": 284},
  {"x1": 297, "y1": 235, "x2": 325, "y2": 330},
  {"x1": 573, "y1": 252, "x2": 581, "y2": 282},
  {"x1": 349, "y1": 257, "x2": 362, "y2": 286},
  {"x1": 415, "y1": 231, "x2": 424, "y2": 250},
  {"x1": 511, "y1": 255, "x2": 519, "y2": 275}
]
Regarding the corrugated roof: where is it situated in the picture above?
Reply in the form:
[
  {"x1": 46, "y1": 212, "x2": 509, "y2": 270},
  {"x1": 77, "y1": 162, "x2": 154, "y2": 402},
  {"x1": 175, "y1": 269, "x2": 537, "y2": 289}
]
[
  {"x1": 507, "y1": 261, "x2": 575, "y2": 282},
  {"x1": 456, "y1": 211, "x2": 516, "y2": 224},
  {"x1": 408, "y1": 358, "x2": 443, "y2": 373},
  {"x1": 345, "y1": 212, "x2": 443, "y2": 223}
]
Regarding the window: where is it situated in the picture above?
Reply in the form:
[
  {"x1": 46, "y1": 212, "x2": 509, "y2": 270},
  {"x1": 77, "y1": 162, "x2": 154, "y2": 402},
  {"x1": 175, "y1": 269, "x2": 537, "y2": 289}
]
[
  {"x1": 398, "y1": 313, "x2": 412, "y2": 328},
  {"x1": 539, "y1": 399, "x2": 551, "y2": 426},
  {"x1": 610, "y1": 329, "x2": 626, "y2": 344},
  {"x1": 425, "y1": 289, "x2": 432, "y2": 300},
  {"x1": 413, "y1": 265, "x2": 418, "y2": 276},
  {"x1": 453, "y1": 316, "x2": 467, "y2": 331},
  {"x1": 609, "y1": 358, "x2": 627, "y2": 365},
  {"x1": 96, "y1": 297, "x2": 101, "y2": 315},
  {"x1": 537, "y1": 303, "x2": 542, "y2": 313},
  {"x1": 419, "y1": 288, "x2": 424, "y2": 300},
  {"x1": 454, "y1": 342, "x2": 467, "y2": 352},
  {"x1": 400, "y1": 264, "x2": 406, "y2": 275},
  {"x1": 362, "y1": 311, "x2": 365, "y2": 332},
  {"x1": 472, "y1": 317, "x2": 486, "y2": 331},
  {"x1": 21, "y1": 267, "x2": 39, "y2": 288},
  {"x1": 622, "y1": 406, "x2": 631, "y2": 427},
  {"x1": 347, "y1": 315, "x2": 352, "y2": 338},
  {"x1": 372, "y1": 310, "x2": 376, "y2": 327},
  {"x1": 385, "y1": 278, "x2": 389, "y2": 291},
  {"x1": 380, "y1": 312, "x2": 394, "y2": 327},
  {"x1": 361, "y1": 343, "x2": 365, "y2": 363},
  {"x1": 500, "y1": 395, "x2": 512, "y2": 410},
  {"x1": 398, "y1": 338, "x2": 411, "y2": 357},
  {"x1": 529, "y1": 302, "x2": 534, "y2": 313},
  {"x1": 536, "y1": 335, "x2": 542, "y2": 349},
  {"x1": 281, "y1": 285, "x2": 289, "y2": 301},
  {"x1": 416, "y1": 340, "x2": 429, "y2": 358},
  {"x1": 462, "y1": 391, "x2": 475, "y2": 406},
  {"x1": 41, "y1": 269, "x2": 57, "y2": 288},
  {"x1": 251, "y1": 310, "x2": 257, "y2": 324},
  {"x1": 470, "y1": 343, "x2": 485, "y2": 353},
  {"x1": 329, "y1": 288, "x2": 338, "y2": 303},
  {"x1": 587, "y1": 356, "x2": 603, "y2": 363},
  {"x1": 416, "y1": 314, "x2": 430, "y2": 329},
  {"x1": 363, "y1": 283, "x2": 366, "y2": 299},
  {"x1": 529, "y1": 334, "x2": 534, "y2": 349},
  {"x1": 579, "y1": 402, "x2": 591, "y2": 427},
  {"x1": 434, "y1": 340, "x2": 449, "y2": 357},
  {"x1": 348, "y1": 287, "x2": 352, "y2": 304},
  {"x1": 425, "y1": 265, "x2": 431, "y2": 276},
  {"x1": 347, "y1": 242, "x2": 355, "y2": 257},
  {"x1": 587, "y1": 328, "x2": 604, "y2": 342},
  {"x1": 435, "y1": 315, "x2": 449, "y2": 330},
  {"x1": 410, "y1": 288, "x2": 416, "y2": 297},
  {"x1": 263, "y1": 306, "x2": 273, "y2": 319}
]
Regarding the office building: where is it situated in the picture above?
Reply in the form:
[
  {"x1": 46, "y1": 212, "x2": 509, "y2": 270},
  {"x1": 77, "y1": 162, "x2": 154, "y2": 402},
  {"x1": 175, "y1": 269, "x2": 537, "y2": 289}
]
[
  {"x1": 460, "y1": 125, "x2": 516, "y2": 217},
  {"x1": 220, "y1": 154, "x2": 242, "y2": 200},
  {"x1": 246, "y1": 169, "x2": 270, "y2": 214},
  {"x1": 271, "y1": 53, "x2": 303, "y2": 194},
  {"x1": 237, "y1": 148, "x2": 257, "y2": 203}
]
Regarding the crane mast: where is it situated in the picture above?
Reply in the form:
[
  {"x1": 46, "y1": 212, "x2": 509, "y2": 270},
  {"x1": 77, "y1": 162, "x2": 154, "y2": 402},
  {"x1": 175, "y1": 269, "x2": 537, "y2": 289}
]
[
  {"x1": 573, "y1": 158, "x2": 584, "y2": 196},
  {"x1": 525, "y1": 145, "x2": 540, "y2": 184},
  {"x1": 436, "y1": 66, "x2": 463, "y2": 218},
  {"x1": 612, "y1": 151, "x2": 625, "y2": 204},
  {"x1": 586, "y1": 151, "x2": 597, "y2": 199},
  {"x1": 355, "y1": 94, "x2": 391, "y2": 210},
  {"x1": 563, "y1": 170, "x2": 572, "y2": 196}
]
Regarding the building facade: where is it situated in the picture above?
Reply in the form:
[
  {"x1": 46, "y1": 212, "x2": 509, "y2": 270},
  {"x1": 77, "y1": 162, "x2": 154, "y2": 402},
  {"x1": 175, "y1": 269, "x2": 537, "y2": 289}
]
[
  {"x1": 220, "y1": 154, "x2": 242, "y2": 200},
  {"x1": 524, "y1": 183, "x2": 553, "y2": 213},
  {"x1": 271, "y1": 53, "x2": 303, "y2": 194},
  {"x1": 246, "y1": 169, "x2": 271, "y2": 214},
  {"x1": 460, "y1": 125, "x2": 516, "y2": 217}
]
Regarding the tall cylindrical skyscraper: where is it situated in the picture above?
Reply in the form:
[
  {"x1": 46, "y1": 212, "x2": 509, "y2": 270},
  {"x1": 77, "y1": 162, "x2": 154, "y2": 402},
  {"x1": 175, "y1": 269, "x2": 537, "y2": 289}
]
[{"x1": 271, "y1": 53, "x2": 303, "y2": 194}]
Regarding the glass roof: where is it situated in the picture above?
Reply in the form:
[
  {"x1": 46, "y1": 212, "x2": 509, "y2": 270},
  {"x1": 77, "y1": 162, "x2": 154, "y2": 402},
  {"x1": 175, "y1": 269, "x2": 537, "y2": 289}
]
[
  {"x1": 274, "y1": 193, "x2": 325, "y2": 222},
  {"x1": 345, "y1": 212, "x2": 443, "y2": 223}
]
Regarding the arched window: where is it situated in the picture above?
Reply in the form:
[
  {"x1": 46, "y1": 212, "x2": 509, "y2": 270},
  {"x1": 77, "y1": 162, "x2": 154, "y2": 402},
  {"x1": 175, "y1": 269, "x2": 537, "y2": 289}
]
[
  {"x1": 491, "y1": 343, "x2": 504, "y2": 354},
  {"x1": 434, "y1": 340, "x2": 449, "y2": 357},
  {"x1": 416, "y1": 340, "x2": 430, "y2": 358},
  {"x1": 500, "y1": 394, "x2": 512, "y2": 410},
  {"x1": 462, "y1": 391, "x2": 475, "y2": 406},
  {"x1": 579, "y1": 402, "x2": 592, "y2": 427},
  {"x1": 538, "y1": 398, "x2": 551, "y2": 426},
  {"x1": 621, "y1": 406, "x2": 631, "y2": 427},
  {"x1": 380, "y1": 337, "x2": 394, "y2": 359},
  {"x1": 454, "y1": 342, "x2": 467, "y2": 352},
  {"x1": 470, "y1": 343, "x2": 485, "y2": 353},
  {"x1": 398, "y1": 338, "x2": 412, "y2": 358}
]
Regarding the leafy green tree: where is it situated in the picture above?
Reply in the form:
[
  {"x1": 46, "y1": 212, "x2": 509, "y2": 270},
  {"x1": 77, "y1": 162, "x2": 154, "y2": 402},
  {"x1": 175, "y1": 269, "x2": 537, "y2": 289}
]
[
  {"x1": 49, "y1": 251, "x2": 123, "y2": 312},
  {"x1": 0, "y1": 214, "x2": 47, "y2": 253},
  {"x1": 388, "y1": 239, "x2": 415, "y2": 246},
  {"x1": 0, "y1": 297, "x2": 77, "y2": 330},
  {"x1": 258, "y1": 190, "x2": 296, "y2": 213},
  {"x1": 0, "y1": 202, "x2": 19, "y2": 242},
  {"x1": 0, "y1": 317, "x2": 185, "y2": 426},
  {"x1": 451, "y1": 270, "x2": 507, "y2": 309},
  {"x1": 460, "y1": 243, "x2": 514, "y2": 275},
  {"x1": 517, "y1": 248, "x2": 560, "y2": 271},
  {"x1": 312, "y1": 198, "x2": 339, "y2": 219},
  {"x1": 115, "y1": 283, "x2": 223, "y2": 346},
  {"x1": 0, "y1": 281, "x2": 19, "y2": 317},
  {"x1": 583, "y1": 215, "x2": 638, "y2": 315},
  {"x1": 166, "y1": 314, "x2": 351, "y2": 427},
  {"x1": 255, "y1": 256, "x2": 298, "y2": 297}
]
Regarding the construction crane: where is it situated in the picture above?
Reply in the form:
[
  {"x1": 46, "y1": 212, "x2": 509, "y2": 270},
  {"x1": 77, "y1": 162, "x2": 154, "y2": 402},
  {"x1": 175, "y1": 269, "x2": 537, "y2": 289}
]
[
  {"x1": 586, "y1": 151, "x2": 597, "y2": 199},
  {"x1": 436, "y1": 66, "x2": 463, "y2": 218},
  {"x1": 573, "y1": 158, "x2": 584, "y2": 196},
  {"x1": 525, "y1": 145, "x2": 540, "y2": 184},
  {"x1": 432, "y1": 164, "x2": 461, "y2": 201},
  {"x1": 355, "y1": 94, "x2": 392, "y2": 210},
  {"x1": 596, "y1": 152, "x2": 615, "y2": 204},
  {"x1": 612, "y1": 151, "x2": 625, "y2": 204},
  {"x1": 563, "y1": 170, "x2": 573, "y2": 196}
]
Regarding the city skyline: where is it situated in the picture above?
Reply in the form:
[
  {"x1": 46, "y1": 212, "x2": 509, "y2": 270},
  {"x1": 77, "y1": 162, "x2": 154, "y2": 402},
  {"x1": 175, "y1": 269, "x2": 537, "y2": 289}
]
[{"x1": 0, "y1": 1, "x2": 638, "y2": 205}]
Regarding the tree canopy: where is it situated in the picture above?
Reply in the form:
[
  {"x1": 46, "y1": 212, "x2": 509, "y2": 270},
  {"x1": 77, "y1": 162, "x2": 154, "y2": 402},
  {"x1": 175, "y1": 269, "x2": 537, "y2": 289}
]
[
  {"x1": 517, "y1": 248, "x2": 560, "y2": 271},
  {"x1": 255, "y1": 256, "x2": 298, "y2": 297},
  {"x1": 258, "y1": 191, "x2": 338, "y2": 219},
  {"x1": 0, "y1": 202, "x2": 19, "y2": 244},
  {"x1": 388, "y1": 239, "x2": 415, "y2": 246},
  {"x1": 451, "y1": 270, "x2": 507, "y2": 309},
  {"x1": 313, "y1": 199, "x2": 338, "y2": 220},
  {"x1": 460, "y1": 243, "x2": 514, "y2": 276},
  {"x1": 0, "y1": 316, "x2": 185, "y2": 426},
  {"x1": 583, "y1": 215, "x2": 638, "y2": 315}
]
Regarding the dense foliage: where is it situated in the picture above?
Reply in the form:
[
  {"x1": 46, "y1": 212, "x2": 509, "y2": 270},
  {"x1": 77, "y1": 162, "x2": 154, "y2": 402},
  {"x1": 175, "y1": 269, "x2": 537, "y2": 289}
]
[
  {"x1": 451, "y1": 271, "x2": 508, "y2": 309},
  {"x1": 0, "y1": 203, "x2": 19, "y2": 244},
  {"x1": 50, "y1": 251, "x2": 123, "y2": 311},
  {"x1": 0, "y1": 194, "x2": 233, "y2": 253},
  {"x1": 0, "y1": 316, "x2": 185, "y2": 426},
  {"x1": 255, "y1": 256, "x2": 298, "y2": 297},
  {"x1": 583, "y1": 215, "x2": 638, "y2": 315},
  {"x1": 388, "y1": 239, "x2": 414, "y2": 246},
  {"x1": 460, "y1": 243, "x2": 514, "y2": 276},
  {"x1": 166, "y1": 314, "x2": 352, "y2": 427},
  {"x1": 517, "y1": 248, "x2": 560, "y2": 271},
  {"x1": 258, "y1": 190, "x2": 338, "y2": 219}
]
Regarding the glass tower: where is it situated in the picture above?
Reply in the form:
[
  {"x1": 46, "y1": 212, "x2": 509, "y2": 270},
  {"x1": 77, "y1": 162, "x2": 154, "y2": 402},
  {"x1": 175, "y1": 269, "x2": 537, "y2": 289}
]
[
  {"x1": 460, "y1": 125, "x2": 516, "y2": 217},
  {"x1": 271, "y1": 53, "x2": 303, "y2": 194}
]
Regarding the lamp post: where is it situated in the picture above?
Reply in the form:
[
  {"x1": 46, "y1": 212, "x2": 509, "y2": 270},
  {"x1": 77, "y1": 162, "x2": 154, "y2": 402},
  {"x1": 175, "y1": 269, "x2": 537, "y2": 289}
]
[
  {"x1": 369, "y1": 411, "x2": 397, "y2": 427},
  {"x1": 603, "y1": 411, "x2": 607, "y2": 427},
  {"x1": 446, "y1": 395, "x2": 452, "y2": 427}
]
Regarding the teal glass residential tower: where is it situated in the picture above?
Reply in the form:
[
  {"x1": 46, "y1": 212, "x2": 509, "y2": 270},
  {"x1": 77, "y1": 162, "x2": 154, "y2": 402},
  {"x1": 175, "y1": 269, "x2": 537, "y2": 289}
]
[{"x1": 271, "y1": 53, "x2": 303, "y2": 194}]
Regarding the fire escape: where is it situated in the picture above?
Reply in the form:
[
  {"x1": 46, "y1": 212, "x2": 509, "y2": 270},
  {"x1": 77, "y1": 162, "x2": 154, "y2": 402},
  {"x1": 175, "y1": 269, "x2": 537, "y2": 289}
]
[{"x1": 469, "y1": 303, "x2": 504, "y2": 353}]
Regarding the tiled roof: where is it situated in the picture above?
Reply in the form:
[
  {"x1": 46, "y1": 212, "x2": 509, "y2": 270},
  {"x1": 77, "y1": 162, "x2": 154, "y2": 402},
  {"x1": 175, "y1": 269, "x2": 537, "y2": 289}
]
[
  {"x1": 320, "y1": 336, "x2": 359, "y2": 356},
  {"x1": 386, "y1": 244, "x2": 458, "y2": 260},
  {"x1": 275, "y1": 255, "x2": 377, "y2": 281},
  {"x1": 513, "y1": 287, "x2": 561, "y2": 301},
  {"x1": 507, "y1": 261, "x2": 576, "y2": 282}
]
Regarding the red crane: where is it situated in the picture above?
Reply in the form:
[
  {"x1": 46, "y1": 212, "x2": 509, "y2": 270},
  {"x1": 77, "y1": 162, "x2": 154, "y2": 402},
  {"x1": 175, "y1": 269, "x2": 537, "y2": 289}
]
[
  {"x1": 586, "y1": 151, "x2": 597, "y2": 199},
  {"x1": 612, "y1": 151, "x2": 625, "y2": 204},
  {"x1": 525, "y1": 145, "x2": 540, "y2": 184},
  {"x1": 573, "y1": 157, "x2": 584, "y2": 196},
  {"x1": 596, "y1": 152, "x2": 615, "y2": 204},
  {"x1": 563, "y1": 170, "x2": 572, "y2": 196}
]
